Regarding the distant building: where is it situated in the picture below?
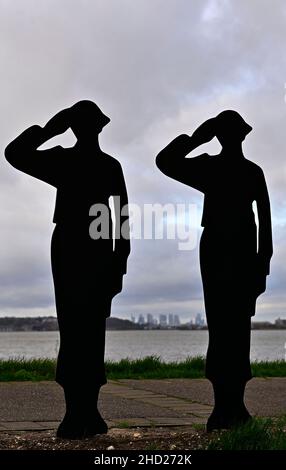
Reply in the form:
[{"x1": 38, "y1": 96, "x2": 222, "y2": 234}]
[
  {"x1": 195, "y1": 313, "x2": 205, "y2": 327},
  {"x1": 138, "y1": 314, "x2": 145, "y2": 325},
  {"x1": 131, "y1": 315, "x2": 136, "y2": 323},
  {"x1": 173, "y1": 314, "x2": 180, "y2": 326},
  {"x1": 275, "y1": 318, "x2": 286, "y2": 328},
  {"x1": 147, "y1": 313, "x2": 154, "y2": 325},
  {"x1": 168, "y1": 314, "x2": 174, "y2": 327},
  {"x1": 251, "y1": 321, "x2": 275, "y2": 329},
  {"x1": 159, "y1": 314, "x2": 167, "y2": 327}
]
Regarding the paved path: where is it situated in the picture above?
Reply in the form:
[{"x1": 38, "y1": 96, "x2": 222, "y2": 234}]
[{"x1": 0, "y1": 378, "x2": 285, "y2": 432}]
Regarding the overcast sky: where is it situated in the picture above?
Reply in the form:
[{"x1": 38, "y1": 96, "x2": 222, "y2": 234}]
[{"x1": 0, "y1": 0, "x2": 285, "y2": 322}]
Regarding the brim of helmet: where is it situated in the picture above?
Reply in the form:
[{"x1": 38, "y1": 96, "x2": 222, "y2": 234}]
[{"x1": 101, "y1": 113, "x2": 111, "y2": 127}]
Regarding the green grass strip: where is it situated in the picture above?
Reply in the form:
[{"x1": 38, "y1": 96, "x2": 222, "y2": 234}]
[
  {"x1": 207, "y1": 416, "x2": 286, "y2": 450},
  {"x1": 0, "y1": 355, "x2": 286, "y2": 381}
]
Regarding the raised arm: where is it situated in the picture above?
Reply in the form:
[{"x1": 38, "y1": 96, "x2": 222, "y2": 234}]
[
  {"x1": 256, "y1": 168, "x2": 273, "y2": 275},
  {"x1": 155, "y1": 118, "x2": 216, "y2": 192},
  {"x1": 4, "y1": 109, "x2": 70, "y2": 187},
  {"x1": 112, "y1": 162, "x2": 131, "y2": 276}
]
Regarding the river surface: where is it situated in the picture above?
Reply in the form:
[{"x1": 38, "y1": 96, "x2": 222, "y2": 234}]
[{"x1": 0, "y1": 330, "x2": 285, "y2": 362}]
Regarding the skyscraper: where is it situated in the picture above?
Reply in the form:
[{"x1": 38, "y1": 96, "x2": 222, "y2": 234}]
[
  {"x1": 147, "y1": 313, "x2": 154, "y2": 325},
  {"x1": 174, "y1": 314, "x2": 180, "y2": 326},
  {"x1": 195, "y1": 313, "x2": 204, "y2": 327},
  {"x1": 159, "y1": 314, "x2": 167, "y2": 327}
]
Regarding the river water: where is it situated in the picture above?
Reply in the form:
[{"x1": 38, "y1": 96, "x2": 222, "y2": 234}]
[{"x1": 0, "y1": 330, "x2": 285, "y2": 362}]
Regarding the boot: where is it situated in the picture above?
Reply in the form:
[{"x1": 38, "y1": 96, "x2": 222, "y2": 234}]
[
  {"x1": 206, "y1": 381, "x2": 229, "y2": 432},
  {"x1": 229, "y1": 381, "x2": 252, "y2": 426},
  {"x1": 56, "y1": 386, "x2": 86, "y2": 439},
  {"x1": 206, "y1": 380, "x2": 252, "y2": 432},
  {"x1": 56, "y1": 386, "x2": 108, "y2": 439},
  {"x1": 83, "y1": 388, "x2": 108, "y2": 437}
]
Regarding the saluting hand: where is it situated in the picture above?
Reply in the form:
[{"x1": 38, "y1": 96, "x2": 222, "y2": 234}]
[
  {"x1": 191, "y1": 117, "x2": 217, "y2": 147},
  {"x1": 43, "y1": 108, "x2": 71, "y2": 140}
]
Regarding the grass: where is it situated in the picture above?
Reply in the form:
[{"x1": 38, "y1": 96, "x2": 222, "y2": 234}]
[
  {"x1": 0, "y1": 355, "x2": 286, "y2": 381},
  {"x1": 251, "y1": 360, "x2": 286, "y2": 377},
  {"x1": 116, "y1": 421, "x2": 131, "y2": 429},
  {"x1": 145, "y1": 442, "x2": 159, "y2": 450},
  {"x1": 105, "y1": 355, "x2": 205, "y2": 380},
  {"x1": 145, "y1": 442, "x2": 160, "y2": 450},
  {"x1": 207, "y1": 417, "x2": 286, "y2": 450},
  {"x1": 0, "y1": 357, "x2": 56, "y2": 381}
]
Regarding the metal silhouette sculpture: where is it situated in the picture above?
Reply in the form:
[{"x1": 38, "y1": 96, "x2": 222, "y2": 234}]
[
  {"x1": 5, "y1": 100, "x2": 130, "y2": 439},
  {"x1": 156, "y1": 110, "x2": 273, "y2": 431}
]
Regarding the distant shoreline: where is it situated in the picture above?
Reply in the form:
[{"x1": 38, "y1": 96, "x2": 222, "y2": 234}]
[
  {"x1": 1, "y1": 327, "x2": 286, "y2": 331},
  {"x1": 0, "y1": 316, "x2": 285, "y2": 332}
]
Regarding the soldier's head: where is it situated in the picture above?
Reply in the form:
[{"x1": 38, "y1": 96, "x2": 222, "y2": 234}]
[
  {"x1": 69, "y1": 100, "x2": 110, "y2": 140},
  {"x1": 215, "y1": 110, "x2": 252, "y2": 147}
]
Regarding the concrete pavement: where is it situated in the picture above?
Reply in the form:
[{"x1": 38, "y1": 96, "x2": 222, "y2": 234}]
[{"x1": 0, "y1": 378, "x2": 285, "y2": 432}]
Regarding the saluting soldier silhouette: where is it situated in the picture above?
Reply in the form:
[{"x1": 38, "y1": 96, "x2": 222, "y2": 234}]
[
  {"x1": 5, "y1": 100, "x2": 130, "y2": 439},
  {"x1": 156, "y1": 110, "x2": 273, "y2": 431}
]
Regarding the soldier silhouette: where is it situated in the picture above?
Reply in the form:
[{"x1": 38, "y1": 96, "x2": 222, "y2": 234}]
[
  {"x1": 5, "y1": 100, "x2": 130, "y2": 439},
  {"x1": 156, "y1": 110, "x2": 273, "y2": 431}
]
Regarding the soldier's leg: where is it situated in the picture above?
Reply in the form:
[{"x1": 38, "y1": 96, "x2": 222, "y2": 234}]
[
  {"x1": 206, "y1": 315, "x2": 252, "y2": 432},
  {"x1": 56, "y1": 302, "x2": 110, "y2": 439}
]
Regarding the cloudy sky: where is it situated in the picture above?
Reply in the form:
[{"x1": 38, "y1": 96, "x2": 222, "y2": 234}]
[{"x1": 0, "y1": 0, "x2": 285, "y2": 323}]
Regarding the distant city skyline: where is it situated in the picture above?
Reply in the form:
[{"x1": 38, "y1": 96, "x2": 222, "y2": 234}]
[
  {"x1": 1, "y1": 309, "x2": 285, "y2": 324},
  {"x1": 131, "y1": 312, "x2": 206, "y2": 327}
]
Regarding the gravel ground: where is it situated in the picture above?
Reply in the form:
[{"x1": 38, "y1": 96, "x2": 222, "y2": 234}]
[{"x1": 0, "y1": 427, "x2": 210, "y2": 451}]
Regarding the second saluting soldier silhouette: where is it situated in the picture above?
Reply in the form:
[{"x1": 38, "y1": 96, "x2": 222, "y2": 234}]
[{"x1": 156, "y1": 110, "x2": 273, "y2": 431}]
